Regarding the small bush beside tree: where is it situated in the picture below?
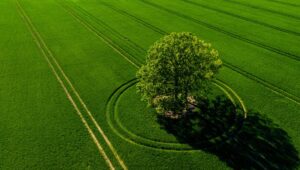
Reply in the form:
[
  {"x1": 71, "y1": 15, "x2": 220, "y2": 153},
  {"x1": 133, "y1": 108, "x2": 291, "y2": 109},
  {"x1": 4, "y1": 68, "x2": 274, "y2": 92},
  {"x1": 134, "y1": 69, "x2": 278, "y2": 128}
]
[{"x1": 137, "y1": 32, "x2": 222, "y2": 118}]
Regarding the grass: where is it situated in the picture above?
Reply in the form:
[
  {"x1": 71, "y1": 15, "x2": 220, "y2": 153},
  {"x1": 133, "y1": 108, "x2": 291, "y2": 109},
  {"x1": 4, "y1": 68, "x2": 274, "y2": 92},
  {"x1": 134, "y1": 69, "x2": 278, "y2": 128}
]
[{"x1": 0, "y1": 0, "x2": 299, "y2": 169}]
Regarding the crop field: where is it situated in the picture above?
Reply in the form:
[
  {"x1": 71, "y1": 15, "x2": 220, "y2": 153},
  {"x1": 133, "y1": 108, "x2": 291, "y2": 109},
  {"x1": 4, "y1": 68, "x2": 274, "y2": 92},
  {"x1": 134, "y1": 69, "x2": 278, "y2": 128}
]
[{"x1": 0, "y1": 0, "x2": 299, "y2": 169}]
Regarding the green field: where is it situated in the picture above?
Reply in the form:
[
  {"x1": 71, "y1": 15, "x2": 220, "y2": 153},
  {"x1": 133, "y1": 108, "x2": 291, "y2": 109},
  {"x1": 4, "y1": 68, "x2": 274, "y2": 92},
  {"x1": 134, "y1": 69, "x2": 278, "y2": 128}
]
[{"x1": 0, "y1": 0, "x2": 299, "y2": 169}]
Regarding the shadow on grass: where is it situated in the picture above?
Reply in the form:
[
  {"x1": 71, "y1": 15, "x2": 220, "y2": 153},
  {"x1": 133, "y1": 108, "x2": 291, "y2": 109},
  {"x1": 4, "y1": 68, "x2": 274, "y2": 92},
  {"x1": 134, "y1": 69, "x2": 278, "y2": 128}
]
[{"x1": 158, "y1": 95, "x2": 300, "y2": 169}]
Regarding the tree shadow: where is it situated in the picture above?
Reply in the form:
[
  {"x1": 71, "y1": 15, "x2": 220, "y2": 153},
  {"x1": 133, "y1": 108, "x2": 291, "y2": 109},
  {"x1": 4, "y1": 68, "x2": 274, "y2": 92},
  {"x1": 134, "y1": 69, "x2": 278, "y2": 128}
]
[{"x1": 157, "y1": 95, "x2": 300, "y2": 169}]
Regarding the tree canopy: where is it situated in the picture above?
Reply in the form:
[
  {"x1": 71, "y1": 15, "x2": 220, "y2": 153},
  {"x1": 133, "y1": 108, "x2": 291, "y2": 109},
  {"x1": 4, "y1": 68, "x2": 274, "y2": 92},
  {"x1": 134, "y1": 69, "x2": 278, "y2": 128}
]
[{"x1": 137, "y1": 32, "x2": 222, "y2": 118}]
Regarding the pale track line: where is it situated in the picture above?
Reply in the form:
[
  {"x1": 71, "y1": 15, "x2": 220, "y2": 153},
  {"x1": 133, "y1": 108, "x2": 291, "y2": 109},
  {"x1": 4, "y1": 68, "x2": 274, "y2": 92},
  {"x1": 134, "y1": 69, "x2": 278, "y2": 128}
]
[
  {"x1": 215, "y1": 80, "x2": 248, "y2": 117},
  {"x1": 52, "y1": 3, "x2": 129, "y2": 170},
  {"x1": 17, "y1": 0, "x2": 127, "y2": 170},
  {"x1": 15, "y1": 1, "x2": 116, "y2": 169},
  {"x1": 106, "y1": 79, "x2": 246, "y2": 152}
]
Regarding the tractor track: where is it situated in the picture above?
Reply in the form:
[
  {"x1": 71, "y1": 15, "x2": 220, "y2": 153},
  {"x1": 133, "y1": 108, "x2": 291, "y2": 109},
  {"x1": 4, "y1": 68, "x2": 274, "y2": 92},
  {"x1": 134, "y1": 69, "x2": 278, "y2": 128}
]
[
  {"x1": 105, "y1": 79, "x2": 246, "y2": 151},
  {"x1": 74, "y1": 1, "x2": 300, "y2": 105},
  {"x1": 16, "y1": 1, "x2": 128, "y2": 169},
  {"x1": 226, "y1": 0, "x2": 300, "y2": 20},
  {"x1": 265, "y1": 0, "x2": 300, "y2": 7},
  {"x1": 140, "y1": 0, "x2": 300, "y2": 62},
  {"x1": 15, "y1": 1, "x2": 116, "y2": 169},
  {"x1": 182, "y1": 0, "x2": 300, "y2": 36}
]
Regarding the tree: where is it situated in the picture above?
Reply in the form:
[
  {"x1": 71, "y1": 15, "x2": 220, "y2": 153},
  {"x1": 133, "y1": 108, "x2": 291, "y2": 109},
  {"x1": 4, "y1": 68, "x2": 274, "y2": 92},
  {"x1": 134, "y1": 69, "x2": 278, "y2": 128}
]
[{"x1": 137, "y1": 32, "x2": 222, "y2": 118}]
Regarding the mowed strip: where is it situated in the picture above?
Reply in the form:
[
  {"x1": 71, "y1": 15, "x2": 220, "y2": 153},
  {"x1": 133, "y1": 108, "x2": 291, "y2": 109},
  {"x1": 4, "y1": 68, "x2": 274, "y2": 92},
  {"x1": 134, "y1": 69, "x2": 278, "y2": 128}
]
[{"x1": 15, "y1": 0, "x2": 126, "y2": 169}]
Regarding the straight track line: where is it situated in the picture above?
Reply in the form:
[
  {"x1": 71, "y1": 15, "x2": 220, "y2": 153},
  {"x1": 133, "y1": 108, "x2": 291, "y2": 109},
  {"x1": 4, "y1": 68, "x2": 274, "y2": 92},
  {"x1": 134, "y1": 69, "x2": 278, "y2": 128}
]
[
  {"x1": 63, "y1": 2, "x2": 249, "y2": 111},
  {"x1": 65, "y1": 1, "x2": 145, "y2": 64},
  {"x1": 224, "y1": 62, "x2": 300, "y2": 105},
  {"x1": 69, "y1": 1, "x2": 145, "y2": 55},
  {"x1": 139, "y1": 0, "x2": 300, "y2": 62},
  {"x1": 59, "y1": 1, "x2": 139, "y2": 69},
  {"x1": 182, "y1": 0, "x2": 300, "y2": 36},
  {"x1": 265, "y1": 0, "x2": 300, "y2": 7},
  {"x1": 226, "y1": 0, "x2": 300, "y2": 20},
  {"x1": 140, "y1": 0, "x2": 300, "y2": 61},
  {"x1": 15, "y1": 1, "x2": 115, "y2": 169},
  {"x1": 84, "y1": 2, "x2": 300, "y2": 105},
  {"x1": 43, "y1": 1, "x2": 128, "y2": 169}
]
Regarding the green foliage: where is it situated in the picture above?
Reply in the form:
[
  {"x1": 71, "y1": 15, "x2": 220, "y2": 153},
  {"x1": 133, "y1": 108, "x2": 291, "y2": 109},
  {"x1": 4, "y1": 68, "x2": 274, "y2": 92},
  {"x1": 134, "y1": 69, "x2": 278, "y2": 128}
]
[{"x1": 137, "y1": 32, "x2": 222, "y2": 116}]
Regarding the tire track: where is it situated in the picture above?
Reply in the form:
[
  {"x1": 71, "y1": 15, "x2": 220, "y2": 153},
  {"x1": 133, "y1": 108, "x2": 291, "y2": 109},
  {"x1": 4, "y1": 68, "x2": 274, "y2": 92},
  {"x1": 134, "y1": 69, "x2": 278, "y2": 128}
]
[
  {"x1": 226, "y1": 0, "x2": 300, "y2": 20},
  {"x1": 16, "y1": 1, "x2": 128, "y2": 169},
  {"x1": 59, "y1": 1, "x2": 300, "y2": 155},
  {"x1": 92, "y1": 2, "x2": 300, "y2": 105},
  {"x1": 99, "y1": 2, "x2": 166, "y2": 35},
  {"x1": 265, "y1": 0, "x2": 300, "y2": 7},
  {"x1": 106, "y1": 79, "x2": 246, "y2": 151},
  {"x1": 99, "y1": 2, "x2": 167, "y2": 35},
  {"x1": 68, "y1": 1, "x2": 145, "y2": 56},
  {"x1": 65, "y1": 1, "x2": 146, "y2": 64},
  {"x1": 61, "y1": 1, "x2": 248, "y2": 151},
  {"x1": 59, "y1": 1, "x2": 140, "y2": 69},
  {"x1": 224, "y1": 62, "x2": 300, "y2": 104},
  {"x1": 15, "y1": 1, "x2": 115, "y2": 169},
  {"x1": 139, "y1": 0, "x2": 300, "y2": 62},
  {"x1": 71, "y1": 1, "x2": 300, "y2": 105},
  {"x1": 182, "y1": 0, "x2": 300, "y2": 36}
]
